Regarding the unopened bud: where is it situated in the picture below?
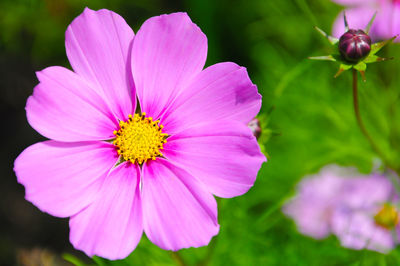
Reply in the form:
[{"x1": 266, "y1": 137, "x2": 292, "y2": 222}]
[
  {"x1": 248, "y1": 118, "x2": 261, "y2": 140},
  {"x1": 339, "y1": 29, "x2": 371, "y2": 63}
]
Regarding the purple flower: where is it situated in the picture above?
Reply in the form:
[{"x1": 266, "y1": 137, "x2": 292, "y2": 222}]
[
  {"x1": 331, "y1": 174, "x2": 398, "y2": 253},
  {"x1": 283, "y1": 166, "x2": 350, "y2": 239},
  {"x1": 284, "y1": 166, "x2": 400, "y2": 253},
  {"x1": 14, "y1": 8, "x2": 266, "y2": 259},
  {"x1": 332, "y1": 0, "x2": 400, "y2": 42}
]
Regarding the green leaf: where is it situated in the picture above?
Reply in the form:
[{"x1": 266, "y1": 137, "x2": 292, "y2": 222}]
[
  {"x1": 354, "y1": 62, "x2": 366, "y2": 72},
  {"x1": 314, "y1": 26, "x2": 339, "y2": 45},
  {"x1": 308, "y1": 55, "x2": 336, "y2": 61},
  {"x1": 343, "y1": 12, "x2": 349, "y2": 31},
  {"x1": 92, "y1": 256, "x2": 107, "y2": 266},
  {"x1": 334, "y1": 63, "x2": 352, "y2": 78},
  {"x1": 364, "y1": 54, "x2": 394, "y2": 64},
  {"x1": 370, "y1": 36, "x2": 398, "y2": 55},
  {"x1": 364, "y1": 54, "x2": 378, "y2": 63},
  {"x1": 365, "y1": 12, "x2": 377, "y2": 34},
  {"x1": 62, "y1": 253, "x2": 90, "y2": 266},
  {"x1": 354, "y1": 62, "x2": 367, "y2": 81}
]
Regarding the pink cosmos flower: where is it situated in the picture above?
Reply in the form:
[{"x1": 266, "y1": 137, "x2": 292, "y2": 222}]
[
  {"x1": 284, "y1": 166, "x2": 400, "y2": 253},
  {"x1": 14, "y1": 8, "x2": 266, "y2": 259},
  {"x1": 283, "y1": 165, "x2": 350, "y2": 239},
  {"x1": 332, "y1": 0, "x2": 400, "y2": 42},
  {"x1": 331, "y1": 174, "x2": 399, "y2": 253}
]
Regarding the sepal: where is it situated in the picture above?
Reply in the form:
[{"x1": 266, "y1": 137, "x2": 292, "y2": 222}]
[{"x1": 309, "y1": 14, "x2": 395, "y2": 80}]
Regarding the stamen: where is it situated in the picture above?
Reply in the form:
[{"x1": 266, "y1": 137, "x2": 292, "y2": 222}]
[
  {"x1": 113, "y1": 113, "x2": 168, "y2": 164},
  {"x1": 374, "y1": 204, "x2": 399, "y2": 229}
]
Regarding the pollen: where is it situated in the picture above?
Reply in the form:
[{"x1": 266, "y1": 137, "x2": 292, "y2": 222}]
[
  {"x1": 113, "y1": 112, "x2": 168, "y2": 165},
  {"x1": 374, "y1": 204, "x2": 399, "y2": 230}
]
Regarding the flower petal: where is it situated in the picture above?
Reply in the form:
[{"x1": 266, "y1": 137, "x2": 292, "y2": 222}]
[
  {"x1": 14, "y1": 141, "x2": 118, "y2": 218},
  {"x1": 27, "y1": 66, "x2": 118, "y2": 142},
  {"x1": 132, "y1": 12, "x2": 207, "y2": 119},
  {"x1": 163, "y1": 120, "x2": 266, "y2": 198},
  {"x1": 375, "y1": 2, "x2": 400, "y2": 40},
  {"x1": 160, "y1": 62, "x2": 261, "y2": 134},
  {"x1": 331, "y1": 0, "x2": 375, "y2": 5},
  {"x1": 69, "y1": 163, "x2": 142, "y2": 260},
  {"x1": 142, "y1": 159, "x2": 219, "y2": 250},
  {"x1": 332, "y1": 209, "x2": 394, "y2": 253},
  {"x1": 332, "y1": 8, "x2": 376, "y2": 39},
  {"x1": 65, "y1": 8, "x2": 135, "y2": 119}
]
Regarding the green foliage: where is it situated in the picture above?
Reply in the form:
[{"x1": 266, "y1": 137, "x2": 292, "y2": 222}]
[{"x1": 2, "y1": 0, "x2": 400, "y2": 265}]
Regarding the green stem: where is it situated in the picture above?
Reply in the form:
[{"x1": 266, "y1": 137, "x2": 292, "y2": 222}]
[
  {"x1": 170, "y1": 251, "x2": 186, "y2": 266},
  {"x1": 196, "y1": 237, "x2": 218, "y2": 266},
  {"x1": 352, "y1": 69, "x2": 399, "y2": 175},
  {"x1": 255, "y1": 196, "x2": 288, "y2": 226}
]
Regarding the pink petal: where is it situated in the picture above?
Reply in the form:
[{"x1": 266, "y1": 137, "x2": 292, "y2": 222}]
[
  {"x1": 283, "y1": 198, "x2": 333, "y2": 239},
  {"x1": 14, "y1": 141, "x2": 118, "y2": 218},
  {"x1": 131, "y1": 12, "x2": 207, "y2": 119},
  {"x1": 392, "y1": 4, "x2": 400, "y2": 40},
  {"x1": 142, "y1": 159, "x2": 219, "y2": 250},
  {"x1": 332, "y1": 209, "x2": 394, "y2": 253},
  {"x1": 163, "y1": 120, "x2": 266, "y2": 198},
  {"x1": 332, "y1": 8, "x2": 377, "y2": 39},
  {"x1": 282, "y1": 167, "x2": 350, "y2": 239},
  {"x1": 160, "y1": 62, "x2": 261, "y2": 135},
  {"x1": 331, "y1": 0, "x2": 376, "y2": 6},
  {"x1": 27, "y1": 66, "x2": 118, "y2": 142},
  {"x1": 69, "y1": 163, "x2": 142, "y2": 260},
  {"x1": 65, "y1": 8, "x2": 135, "y2": 120},
  {"x1": 375, "y1": 2, "x2": 400, "y2": 40}
]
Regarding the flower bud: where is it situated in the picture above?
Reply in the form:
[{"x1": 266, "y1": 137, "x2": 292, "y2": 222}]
[
  {"x1": 339, "y1": 29, "x2": 371, "y2": 63},
  {"x1": 248, "y1": 118, "x2": 261, "y2": 139}
]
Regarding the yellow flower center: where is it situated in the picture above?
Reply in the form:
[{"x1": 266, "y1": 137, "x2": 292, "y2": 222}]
[
  {"x1": 374, "y1": 204, "x2": 399, "y2": 230},
  {"x1": 113, "y1": 112, "x2": 168, "y2": 164}
]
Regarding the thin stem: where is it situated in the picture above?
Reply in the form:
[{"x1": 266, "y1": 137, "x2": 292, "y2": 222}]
[
  {"x1": 255, "y1": 196, "x2": 288, "y2": 226},
  {"x1": 170, "y1": 251, "x2": 186, "y2": 266},
  {"x1": 196, "y1": 237, "x2": 218, "y2": 266},
  {"x1": 352, "y1": 69, "x2": 399, "y2": 174}
]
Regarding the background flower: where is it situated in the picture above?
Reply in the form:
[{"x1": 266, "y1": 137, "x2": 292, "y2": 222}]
[
  {"x1": 284, "y1": 165, "x2": 400, "y2": 253},
  {"x1": 332, "y1": 0, "x2": 400, "y2": 41},
  {"x1": 283, "y1": 166, "x2": 347, "y2": 239},
  {"x1": 331, "y1": 174, "x2": 398, "y2": 253}
]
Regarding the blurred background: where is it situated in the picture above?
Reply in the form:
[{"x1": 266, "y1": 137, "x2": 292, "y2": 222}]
[{"x1": 1, "y1": 0, "x2": 400, "y2": 265}]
